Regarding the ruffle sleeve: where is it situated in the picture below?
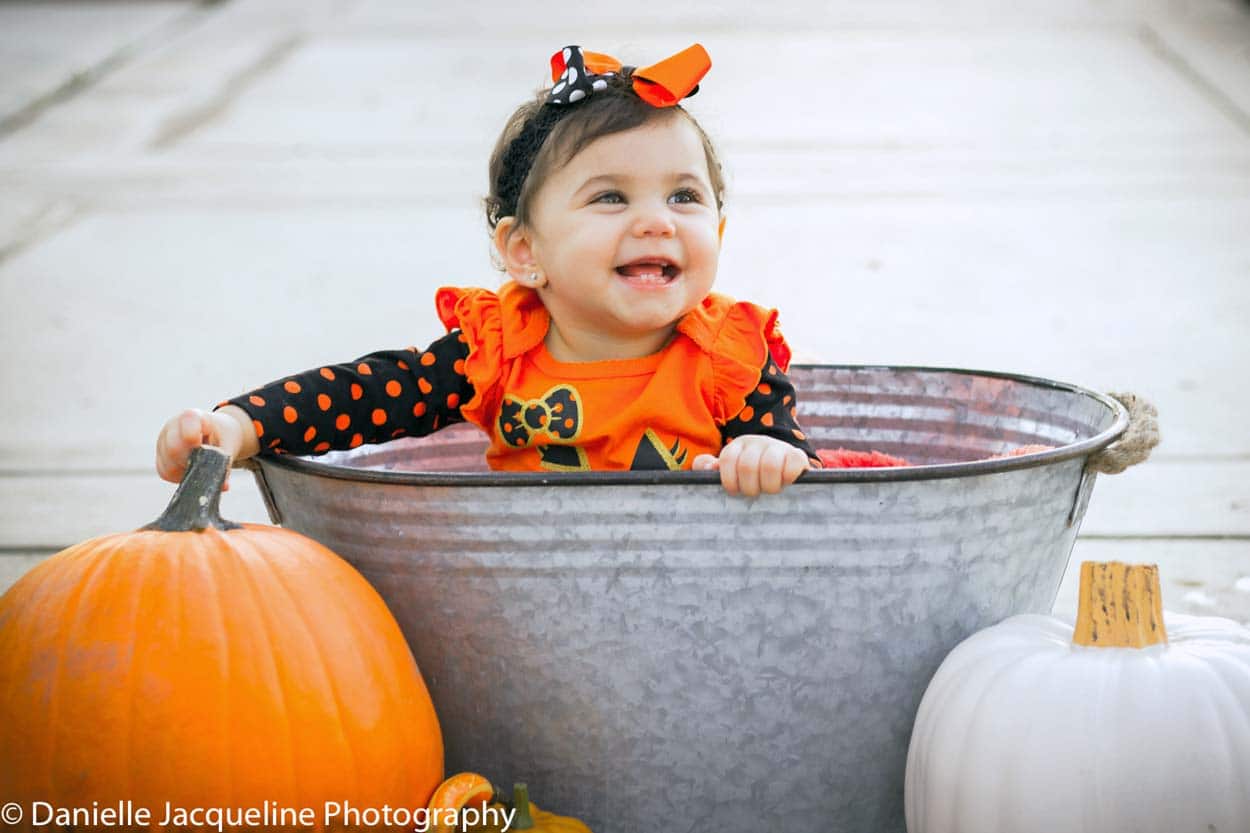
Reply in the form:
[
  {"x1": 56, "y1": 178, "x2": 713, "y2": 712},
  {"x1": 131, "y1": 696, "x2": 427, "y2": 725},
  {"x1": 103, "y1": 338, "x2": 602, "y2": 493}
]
[
  {"x1": 434, "y1": 281, "x2": 548, "y2": 428},
  {"x1": 676, "y1": 293, "x2": 794, "y2": 425}
]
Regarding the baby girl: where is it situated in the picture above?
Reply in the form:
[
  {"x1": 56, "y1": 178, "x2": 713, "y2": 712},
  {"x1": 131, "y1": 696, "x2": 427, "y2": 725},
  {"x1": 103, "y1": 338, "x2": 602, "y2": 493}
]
[{"x1": 156, "y1": 44, "x2": 819, "y2": 497}]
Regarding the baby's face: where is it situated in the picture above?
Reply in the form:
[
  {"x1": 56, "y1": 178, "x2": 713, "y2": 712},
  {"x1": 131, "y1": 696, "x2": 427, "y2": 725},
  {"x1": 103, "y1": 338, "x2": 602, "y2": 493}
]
[{"x1": 525, "y1": 114, "x2": 721, "y2": 359}]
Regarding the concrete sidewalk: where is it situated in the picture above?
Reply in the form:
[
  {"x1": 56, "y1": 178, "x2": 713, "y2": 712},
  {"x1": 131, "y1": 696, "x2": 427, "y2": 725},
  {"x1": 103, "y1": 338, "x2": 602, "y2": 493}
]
[{"x1": 2, "y1": 0, "x2": 1248, "y2": 621}]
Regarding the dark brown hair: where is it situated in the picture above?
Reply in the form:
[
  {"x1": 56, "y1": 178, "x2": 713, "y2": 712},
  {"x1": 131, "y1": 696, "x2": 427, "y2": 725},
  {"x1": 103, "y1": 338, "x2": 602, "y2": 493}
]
[{"x1": 485, "y1": 69, "x2": 726, "y2": 243}]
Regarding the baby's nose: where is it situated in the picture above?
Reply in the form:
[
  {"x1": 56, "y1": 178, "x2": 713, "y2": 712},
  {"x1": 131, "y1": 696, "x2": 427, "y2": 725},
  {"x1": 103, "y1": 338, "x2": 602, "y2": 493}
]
[{"x1": 632, "y1": 207, "x2": 676, "y2": 237}]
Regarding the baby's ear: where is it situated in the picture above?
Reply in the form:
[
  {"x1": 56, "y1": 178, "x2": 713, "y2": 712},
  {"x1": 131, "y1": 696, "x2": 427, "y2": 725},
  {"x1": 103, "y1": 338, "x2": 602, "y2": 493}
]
[
  {"x1": 718, "y1": 216, "x2": 726, "y2": 244},
  {"x1": 494, "y1": 217, "x2": 537, "y2": 277}
]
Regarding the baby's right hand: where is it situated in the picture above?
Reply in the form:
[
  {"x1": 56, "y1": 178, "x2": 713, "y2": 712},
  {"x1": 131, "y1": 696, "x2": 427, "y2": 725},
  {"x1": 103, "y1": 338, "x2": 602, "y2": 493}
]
[{"x1": 155, "y1": 407, "x2": 247, "y2": 489}]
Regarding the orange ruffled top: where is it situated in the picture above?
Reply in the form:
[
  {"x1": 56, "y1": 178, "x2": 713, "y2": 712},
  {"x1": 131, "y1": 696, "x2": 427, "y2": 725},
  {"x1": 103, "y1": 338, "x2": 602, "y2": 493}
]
[{"x1": 435, "y1": 281, "x2": 793, "y2": 473}]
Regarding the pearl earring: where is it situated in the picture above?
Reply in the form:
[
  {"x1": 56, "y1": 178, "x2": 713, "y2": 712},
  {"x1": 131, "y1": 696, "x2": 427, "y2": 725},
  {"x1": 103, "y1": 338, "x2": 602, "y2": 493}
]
[{"x1": 528, "y1": 272, "x2": 547, "y2": 288}]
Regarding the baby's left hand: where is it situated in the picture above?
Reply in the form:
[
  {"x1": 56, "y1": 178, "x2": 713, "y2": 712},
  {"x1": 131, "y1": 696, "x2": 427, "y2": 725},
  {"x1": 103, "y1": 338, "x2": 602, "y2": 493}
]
[{"x1": 693, "y1": 435, "x2": 812, "y2": 497}]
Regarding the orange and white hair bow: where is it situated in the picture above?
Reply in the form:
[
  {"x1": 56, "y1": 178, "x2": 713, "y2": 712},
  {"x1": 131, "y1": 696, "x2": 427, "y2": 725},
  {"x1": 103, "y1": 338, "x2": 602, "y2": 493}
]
[{"x1": 546, "y1": 44, "x2": 711, "y2": 108}]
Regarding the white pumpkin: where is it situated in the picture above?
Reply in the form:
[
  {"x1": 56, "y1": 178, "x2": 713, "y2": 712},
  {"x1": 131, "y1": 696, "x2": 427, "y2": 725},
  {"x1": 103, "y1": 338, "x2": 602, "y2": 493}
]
[{"x1": 905, "y1": 562, "x2": 1250, "y2": 833}]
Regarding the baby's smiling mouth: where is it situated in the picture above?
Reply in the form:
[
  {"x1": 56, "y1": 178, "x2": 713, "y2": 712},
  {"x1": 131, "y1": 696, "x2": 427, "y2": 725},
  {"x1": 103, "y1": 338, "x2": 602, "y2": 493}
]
[{"x1": 615, "y1": 258, "x2": 680, "y2": 285}]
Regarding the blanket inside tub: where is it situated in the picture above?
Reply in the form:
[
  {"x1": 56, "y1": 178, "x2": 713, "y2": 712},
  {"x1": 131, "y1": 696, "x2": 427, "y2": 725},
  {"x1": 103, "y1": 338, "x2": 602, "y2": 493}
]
[{"x1": 816, "y1": 444, "x2": 1055, "y2": 469}]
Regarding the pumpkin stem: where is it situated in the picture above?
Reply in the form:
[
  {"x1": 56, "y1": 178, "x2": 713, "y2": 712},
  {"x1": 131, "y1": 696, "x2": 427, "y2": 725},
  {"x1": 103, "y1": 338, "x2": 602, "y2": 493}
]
[
  {"x1": 1072, "y1": 561, "x2": 1167, "y2": 648},
  {"x1": 142, "y1": 446, "x2": 242, "y2": 532},
  {"x1": 511, "y1": 783, "x2": 535, "y2": 830}
]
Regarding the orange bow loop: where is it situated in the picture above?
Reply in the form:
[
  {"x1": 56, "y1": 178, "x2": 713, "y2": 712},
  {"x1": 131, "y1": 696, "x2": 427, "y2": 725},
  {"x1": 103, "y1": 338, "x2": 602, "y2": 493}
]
[
  {"x1": 582, "y1": 50, "x2": 624, "y2": 76},
  {"x1": 632, "y1": 43, "x2": 711, "y2": 107}
]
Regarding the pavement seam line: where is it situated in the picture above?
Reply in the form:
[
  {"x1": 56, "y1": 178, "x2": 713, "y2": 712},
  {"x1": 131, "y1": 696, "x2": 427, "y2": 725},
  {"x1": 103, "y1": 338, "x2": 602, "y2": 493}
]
[
  {"x1": 1078, "y1": 534, "x2": 1250, "y2": 542},
  {"x1": 0, "y1": 0, "x2": 226, "y2": 140},
  {"x1": 0, "y1": 201, "x2": 81, "y2": 269},
  {"x1": 1137, "y1": 22, "x2": 1250, "y2": 139},
  {"x1": 149, "y1": 34, "x2": 305, "y2": 151}
]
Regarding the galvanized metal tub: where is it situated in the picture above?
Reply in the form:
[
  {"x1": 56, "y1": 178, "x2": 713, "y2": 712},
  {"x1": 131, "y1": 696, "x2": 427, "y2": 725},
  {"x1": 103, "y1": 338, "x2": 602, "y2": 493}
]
[{"x1": 248, "y1": 365, "x2": 1127, "y2": 833}]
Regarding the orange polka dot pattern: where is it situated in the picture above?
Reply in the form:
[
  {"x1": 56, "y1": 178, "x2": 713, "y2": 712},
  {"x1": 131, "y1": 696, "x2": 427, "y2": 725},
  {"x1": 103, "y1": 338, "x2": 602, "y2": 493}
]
[
  {"x1": 722, "y1": 359, "x2": 817, "y2": 462},
  {"x1": 219, "y1": 331, "x2": 473, "y2": 456}
]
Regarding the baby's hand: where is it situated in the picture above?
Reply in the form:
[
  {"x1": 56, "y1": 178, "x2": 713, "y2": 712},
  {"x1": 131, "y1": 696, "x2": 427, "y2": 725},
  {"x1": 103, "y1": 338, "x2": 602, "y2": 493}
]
[
  {"x1": 155, "y1": 408, "x2": 245, "y2": 490},
  {"x1": 693, "y1": 435, "x2": 811, "y2": 497}
]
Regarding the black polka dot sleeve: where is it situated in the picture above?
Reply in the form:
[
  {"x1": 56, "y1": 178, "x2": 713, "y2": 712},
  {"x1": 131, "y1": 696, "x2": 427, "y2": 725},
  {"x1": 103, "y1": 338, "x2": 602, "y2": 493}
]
[
  {"x1": 721, "y1": 358, "x2": 820, "y2": 463},
  {"x1": 215, "y1": 330, "x2": 474, "y2": 456}
]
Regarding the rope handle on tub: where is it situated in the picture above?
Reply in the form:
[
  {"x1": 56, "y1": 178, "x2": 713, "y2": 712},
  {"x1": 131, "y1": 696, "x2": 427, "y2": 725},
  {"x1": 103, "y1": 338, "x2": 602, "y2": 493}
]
[{"x1": 1086, "y1": 392, "x2": 1159, "y2": 474}]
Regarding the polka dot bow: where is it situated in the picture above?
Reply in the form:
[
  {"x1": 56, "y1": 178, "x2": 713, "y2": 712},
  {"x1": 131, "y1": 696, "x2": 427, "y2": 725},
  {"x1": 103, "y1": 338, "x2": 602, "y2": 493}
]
[
  {"x1": 546, "y1": 44, "x2": 711, "y2": 108},
  {"x1": 499, "y1": 385, "x2": 583, "y2": 447}
]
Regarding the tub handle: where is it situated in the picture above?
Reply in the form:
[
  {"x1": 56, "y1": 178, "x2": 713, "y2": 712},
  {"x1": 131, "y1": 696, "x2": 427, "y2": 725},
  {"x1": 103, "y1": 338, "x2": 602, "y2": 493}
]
[
  {"x1": 1068, "y1": 392, "x2": 1158, "y2": 528},
  {"x1": 1086, "y1": 391, "x2": 1160, "y2": 475}
]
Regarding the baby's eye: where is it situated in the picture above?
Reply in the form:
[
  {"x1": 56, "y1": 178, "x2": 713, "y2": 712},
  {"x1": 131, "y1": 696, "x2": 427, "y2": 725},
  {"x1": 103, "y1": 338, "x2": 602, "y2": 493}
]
[
  {"x1": 591, "y1": 191, "x2": 625, "y2": 204},
  {"x1": 669, "y1": 188, "x2": 703, "y2": 204}
]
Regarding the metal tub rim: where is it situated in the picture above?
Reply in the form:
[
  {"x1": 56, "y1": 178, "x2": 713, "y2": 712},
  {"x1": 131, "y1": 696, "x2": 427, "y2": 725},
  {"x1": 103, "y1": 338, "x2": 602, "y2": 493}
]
[{"x1": 250, "y1": 364, "x2": 1128, "y2": 487}]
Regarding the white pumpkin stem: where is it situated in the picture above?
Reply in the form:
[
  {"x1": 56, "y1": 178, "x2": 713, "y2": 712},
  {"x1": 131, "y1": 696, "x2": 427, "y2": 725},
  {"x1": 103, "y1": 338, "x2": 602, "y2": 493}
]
[{"x1": 1072, "y1": 561, "x2": 1167, "y2": 648}]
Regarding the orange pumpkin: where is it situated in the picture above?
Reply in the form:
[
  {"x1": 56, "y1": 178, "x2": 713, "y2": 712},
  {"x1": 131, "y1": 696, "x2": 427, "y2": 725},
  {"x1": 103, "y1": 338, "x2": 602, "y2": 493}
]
[{"x1": 0, "y1": 446, "x2": 442, "y2": 829}]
